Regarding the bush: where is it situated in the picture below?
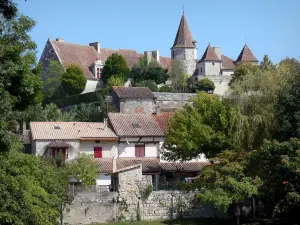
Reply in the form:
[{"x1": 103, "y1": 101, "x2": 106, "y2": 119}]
[
  {"x1": 159, "y1": 85, "x2": 173, "y2": 92},
  {"x1": 134, "y1": 80, "x2": 158, "y2": 92},
  {"x1": 61, "y1": 65, "x2": 87, "y2": 96}
]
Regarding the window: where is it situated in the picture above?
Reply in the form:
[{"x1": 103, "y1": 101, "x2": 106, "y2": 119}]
[
  {"x1": 94, "y1": 147, "x2": 102, "y2": 158},
  {"x1": 135, "y1": 145, "x2": 145, "y2": 157},
  {"x1": 212, "y1": 62, "x2": 215, "y2": 66},
  {"x1": 96, "y1": 68, "x2": 102, "y2": 80},
  {"x1": 200, "y1": 67, "x2": 202, "y2": 73},
  {"x1": 51, "y1": 148, "x2": 68, "y2": 159}
]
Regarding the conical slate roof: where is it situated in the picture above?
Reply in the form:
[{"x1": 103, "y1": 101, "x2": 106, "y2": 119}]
[
  {"x1": 199, "y1": 43, "x2": 221, "y2": 61},
  {"x1": 236, "y1": 44, "x2": 258, "y2": 63},
  {"x1": 172, "y1": 14, "x2": 195, "y2": 48}
]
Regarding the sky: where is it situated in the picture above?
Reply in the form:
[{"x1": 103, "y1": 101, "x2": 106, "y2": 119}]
[{"x1": 17, "y1": 0, "x2": 300, "y2": 63}]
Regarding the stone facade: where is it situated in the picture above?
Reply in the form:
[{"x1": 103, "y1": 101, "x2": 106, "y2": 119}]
[
  {"x1": 153, "y1": 92, "x2": 196, "y2": 111},
  {"x1": 172, "y1": 48, "x2": 197, "y2": 76}
]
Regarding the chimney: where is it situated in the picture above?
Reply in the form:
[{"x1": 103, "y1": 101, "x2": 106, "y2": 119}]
[
  {"x1": 152, "y1": 50, "x2": 160, "y2": 63},
  {"x1": 144, "y1": 51, "x2": 153, "y2": 65},
  {"x1": 89, "y1": 42, "x2": 101, "y2": 53},
  {"x1": 213, "y1": 47, "x2": 222, "y2": 60},
  {"x1": 56, "y1": 38, "x2": 64, "y2": 42},
  {"x1": 22, "y1": 122, "x2": 27, "y2": 134},
  {"x1": 113, "y1": 157, "x2": 117, "y2": 173}
]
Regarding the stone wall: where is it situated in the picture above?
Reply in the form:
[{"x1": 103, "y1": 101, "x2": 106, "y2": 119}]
[{"x1": 153, "y1": 92, "x2": 196, "y2": 111}]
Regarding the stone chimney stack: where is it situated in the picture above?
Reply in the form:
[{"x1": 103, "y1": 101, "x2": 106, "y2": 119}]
[
  {"x1": 56, "y1": 38, "x2": 64, "y2": 42},
  {"x1": 152, "y1": 50, "x2": 160, "y2": 63},
  {"x1": 213, "y1": 47, "x2": 222, "y2": 60},
  {"x1": 89, "y1": 42, "x2": 101, "y2": 54},
  {"x1": 144, "y1": 50, "x2": 160, "y2": 65}
]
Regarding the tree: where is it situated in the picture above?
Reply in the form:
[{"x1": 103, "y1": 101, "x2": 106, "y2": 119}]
[
  {"x1": 0, "y1": 0, "x2": 17, "y2": 19},
  {"x1": 159, "y1": 85, "x2": 173, "y2": 92},
  {"x1": 196, "y1": 150, "x2": 258, "y2": 225},
  {"x1": 169, "y1": 60, "x2": 188, "y2": 93},
  {"x1": 187, "y1": 77, "x2": 215, "y2": 93},
  {"x1": 43, "y1": 60, "x2": 65, "y2": 102},
  {"x1": 163, "y1": 92, "x2": 234, "y2": 161},
  {"x1": 129, "y1": 56, "x2": 168, "y2": 84},
  {"x1": 107, "y1": 74, "x2": 124, "y2": 90},
  {"x1": 61, "y1": 65, "x2": 87, "y2": 96},
  {"x1": 249, "y1": 139, "x2": 300, "y2": 221},
  {"x1": 260, "y1": 54, "x2": 275, "y2": 71},
  {"x1": 134, "y1": 80, "x2": 158, "y2": 92},
  {"x1": 229, "y1": 63, "x2": 260, "y2": 86},
  {"x1": 101, "y1": 53, "x2": 129, "y2": 84}
]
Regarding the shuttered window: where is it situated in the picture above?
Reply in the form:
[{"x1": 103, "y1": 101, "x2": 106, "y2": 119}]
[
  {"x1": 135, "y1": 145, "x2": 145, "y2": 157},
  {"x1": 94, "y1": 147, "x2": 103, "y2": 158}
]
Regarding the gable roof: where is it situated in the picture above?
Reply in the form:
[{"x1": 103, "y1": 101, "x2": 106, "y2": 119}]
[
  {"x1": 108, "y1": 113, "x2": 164, "y2": 137},
  {"x1": 153, "y1": 112, "x2": 174, "y2": 134},
  {"x1": 49, "y1": 39, "x2": 171, "y2": 80},
  {"x1": 172, "y1": 14, "x2": 195, "y2": 48},
  {"x1": 112, "y1": 86, "x2": 155, "y2": 99},
  {"x1": 235, "y1": 44, "x2": 258, "y2": 63},
  {"x1": 30, "y1": 122, "x2": 117, "y2": 140},
  {"x1": 221, "y1": 55, "x2": 236, "y2": 70},
  {"x1": 199, "y1": 43, "x2": 221, "y2": 62}
]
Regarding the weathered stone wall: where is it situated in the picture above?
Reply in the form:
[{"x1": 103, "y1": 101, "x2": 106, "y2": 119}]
[{"x1": 153, "y1": 92, "x2": 196, "y2": 111}]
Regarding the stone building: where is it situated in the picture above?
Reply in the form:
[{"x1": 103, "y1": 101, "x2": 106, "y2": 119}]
[{"x1": 171, "y1": 13, "x2": 259, "y2": 95}]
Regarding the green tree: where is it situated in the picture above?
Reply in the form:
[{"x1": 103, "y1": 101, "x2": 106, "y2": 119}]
[
  {"x1": 163, "y1": 92, "x2": 234, "y2": 160},
  {"x1": 101, "y1": 53, "x2": 129, "y2": 84},
  {"x1": 169, "y1": 60, "x2": 188, "y2": 93},
  {"x1": 196, "y1": 150, "x2": 258, "y2": 225},
  {"x1": 187, "y1": 77, "x2": 215, "y2": 93},
  {"x1": 0, "y1": 0, "x2": 17, "y2": 19},
  {"x1": 260, "y1": 54, "x2": 275, "y2": 71},
  {"x1": 159, "y1": 85, "x2": 173, "y2": 92},
  {"x1": 249, "y1": 139, "x2": 300, "y2": 221},
  {"x1": 229, "y1": 63, "x2": 260, "y2": 86},
  {"x1": 129, "y1": 56, "x2": 168, "y2": 84},
  {"x1": 107, "y1": 74, "x2": 124, "y2": 90},
  {"x1": 43, "y1": 60, "x2": 65, "y2": 102},
  {"x1": 134, "y1": 80, "x2": 158, "y2": 92},
  {"x1": 61, "y1": 65, "x2": 87, "y2": 96}
]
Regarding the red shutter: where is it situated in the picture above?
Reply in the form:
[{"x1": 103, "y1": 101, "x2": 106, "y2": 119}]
[
  {"x1": 135, "y1": 145, "x2": 145, "y2": 157},
  {"x1": 135, "y1": 146, "x2": 140, "y2": 157},
  {"x1": 140, "y1": 146, "x2": 145, "y2": 157},
  {"x1": 94, "y1": 147, "x2": 102, "y2": 158}
]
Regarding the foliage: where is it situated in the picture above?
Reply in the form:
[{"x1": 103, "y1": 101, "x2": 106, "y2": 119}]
[
  {"x1": 129, "y1": 56, "x2": 168, "y2": 84},
  {"x1": 274, "y1": 58, "x2": 300, "y2": 141},
  {"x1": 102, "y1": 53, "x2": 129, "y2": 84},
  {"x1": 260, "y1": 55, "x2": 275, "y2": 71},
  {"x1": 71, "y1": 103, "x2": 107, "y2": 122},
  {"x1": 196, "y1": 150, "x2": 258, "y2": 225},
  {"x1": 159, "y1": 85, "x2": 173, "y2": 92},
  {"x1": 134, "y1": 80, "x2": 158, "y2": 92},
  {"x1": 144, "y1": 184, "x2": 153, "y2": 199},
  {"x1": 249, "y1": 139, "x2": 300, "y2": 220},
  {"x1": 107, "y1": 74, "x2": 125, "y2": 90},
  {"x1": 64, "y1": 153, "x2": 99, "y2": 185},
  {"x1": 0, "y1": 0, "x2": 17, "y2": 20},
  {"x1": 0, "y1": 13, "x2": 43, "y2": 111},
  {"x1": 42, "y1": 60, "x2": 65, "y2": 103},
  {"x1": 164, "y1": 92, "x2": 234, "y2": 161},
  {"x1": 61, "y1": 64, "x2": 87, "y2": 96},
  {"x1": 229, "y1": 63, "x2": 260, "y2": 86},
  {"x1": 187, "y1": 77, "x2": 215, "y2": 93},
  {"x1": 169, "y1": 60, "x2": 188, "y2": 93}
]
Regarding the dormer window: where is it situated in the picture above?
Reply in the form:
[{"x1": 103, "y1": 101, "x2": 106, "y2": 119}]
[{"x1": 96, "y1": 67, "x2": 102, "y2": 80}]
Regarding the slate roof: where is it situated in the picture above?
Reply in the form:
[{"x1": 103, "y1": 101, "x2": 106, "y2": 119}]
[
  {"x1": 153, "y1": 113, "x2": 174, "y2": 134},
  {"x1": 221, "y1": 55, "x2": 236, "y2": 70},
  {"x1": 108, "y1": 113, "x2": 164, "y2": 137},
  {"x1": 172, "y1": 14, "x2": 196, "y2": 48},
  {"x1": 30, "y1": 122, "x2": 117, "y2": 140},
  {"x1": 49, "y1": 39, "x2": 171, "y2": 80},
  {"x1": 235, "y1": 44, "x2": 258, "y2": 63},
  {"x1": 95, "y1": 158, "x2": 209, "y2": 173},
  {"x1": 199, "y1": 43, "x2": 221, "y2": 62},
  {"x1": 112, "y1": 86, "x2": 155, "y2": 99}
]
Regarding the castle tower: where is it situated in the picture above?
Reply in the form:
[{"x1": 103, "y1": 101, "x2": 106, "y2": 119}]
[
  {"x1": 171, "y1": 13, "x2": 197, "y2": 76},
  {"x1": 235, "y1": 44, "x2": 259, "y2": 64}
]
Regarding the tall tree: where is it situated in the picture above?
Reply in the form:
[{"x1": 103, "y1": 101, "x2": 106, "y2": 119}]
[
  {"x1": 260, "y1": 54, "x2": 275, "y2": 71},
  {"x1": 101, "y1": 53, "x2": 129, "y2": 84},
  {"x1": 0, "y1": 0, "x2": 17, "y2": 20},
  {"x1": 129, "y1": 56, "x2": 168, "y2": 84},
  {"x1": 164, "y1": 92, "x2": 234, "y2": 161},
  {"x1": 229, "y1": 63, "x2": 260, "y2": 86},
  {"x1": 61, "y1": 65, "x2": 87, "y2": 96},
  {"x1": 169, "y1": 60, "x2": 188, "y2": 93}
]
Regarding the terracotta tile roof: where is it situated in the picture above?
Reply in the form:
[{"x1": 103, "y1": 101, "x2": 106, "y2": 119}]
[
  {"x1": 108, "y1": 113, "x2": 164, "y2": 137},
  {"x1": 221, "y1": 55, "x2": 236, "y2": 70},
  {"x1": 95, "y1": 158, "x2": 209, "y2": 173},
  {"x1": 30, "y1": 122, "x2": 117, "y2": 140},
  {"x1": 235, "y1": 44, "x2": 258, "y2": 63},
  {"x1": 112, "y1": 86, "x2": 155, "y2": 99},
  {"x1": 172, "y1": 14, "x2": 196, "y2": 48},
  {"x1": 153, "y1": 113, "x2": 174, "y2": 134},
  {"x1": 50, "y1": 40, "x2": 171, "y2": 80},
  {"x1": 199, "y1": 43, "x2": 221, "y2": 62}
]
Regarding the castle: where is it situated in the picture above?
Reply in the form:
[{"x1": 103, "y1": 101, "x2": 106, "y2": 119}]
[
  {"x1": 171, "y1": 13, "x2": 259, "y2": 95},
  {"x1": 39, "y1": 13, "x2": 258, "y2": 95}
]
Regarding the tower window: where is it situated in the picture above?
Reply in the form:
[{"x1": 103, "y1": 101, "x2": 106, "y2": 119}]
[{"x1": 96, "y1": 68, "x2": 102, "y2": 80}]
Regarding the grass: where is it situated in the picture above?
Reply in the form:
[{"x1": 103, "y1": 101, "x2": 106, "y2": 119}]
[{"x1": 90, "y1": 218, "x2": 294, "y2": 225}]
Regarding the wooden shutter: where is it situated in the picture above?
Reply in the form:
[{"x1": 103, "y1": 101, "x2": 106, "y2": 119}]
[
  {"x1": 135, "y1": 145, "x2": 145, "y2": 157},
  {"x1": 94, "y1": 147, "x2": 102, "y2": 158}
]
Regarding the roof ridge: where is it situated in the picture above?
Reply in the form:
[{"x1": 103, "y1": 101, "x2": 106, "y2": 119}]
[
  {"x1": 235, "y1": 44, "x2": 258, "y2": 62},
  {"x1": 199, "y1": 43, "x2": 221, "y2": 61}
]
